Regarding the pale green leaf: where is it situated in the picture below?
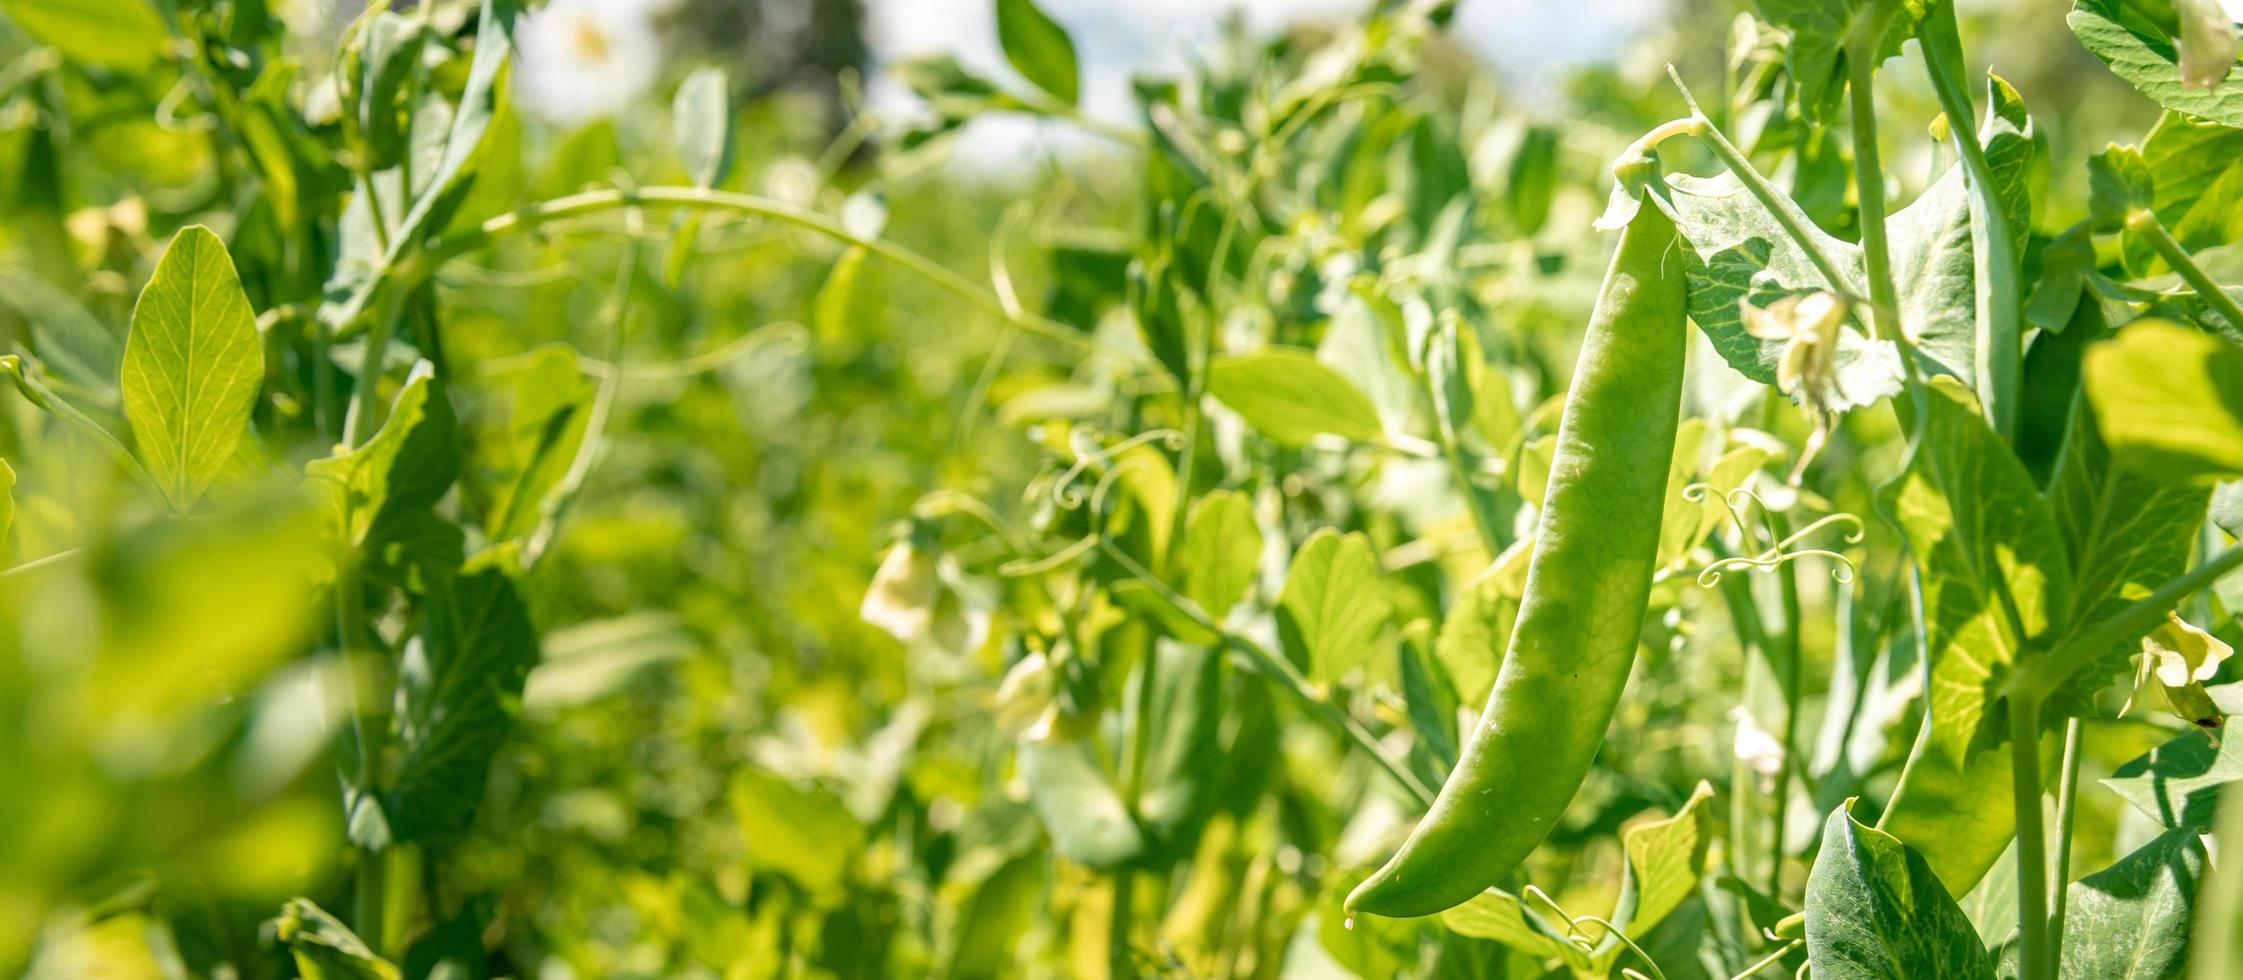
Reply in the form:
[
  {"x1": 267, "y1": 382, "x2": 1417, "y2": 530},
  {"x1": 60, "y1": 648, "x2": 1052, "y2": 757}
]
[
  {"x1": 0, "y1": 0, "x2": 167, "y2": 69},
  {"x1": 1018, "y1": 736, "x2": 1144, "y2": 868},
  {"x1": 1654, "y1": 419, "x2": 1709, "y2": 565},
  {"x1": 2104, "y1": 728, "x2": 2243, "y2": 831},
  {"x1": 1276, "y1": 529, "x2": 1391, "y2": 684},
  {"x1": 121, "y1": 226, "x2": 265, "y2": 509},
  {"x1": 1181, "y1": 489, "x2": 1262, "y2": 620},
  {"x1": 2091, "y1": 143, "x2": 2157, "y2": 233},
  {"x1": 480, "y1": 345, "x2": 594, "y2": 543},
  {"x1": 1876, "y1": 379, "x2": 2071, "y2": 764},
  {"x1": 1610, "y1": 781, "x2": 1718, "y2": 946},
  {"x1": 730, "y1": 767, "x2": 864, "y2": 898},
  {"x1": 0, "y1": 268, "x2": 122, "y2": 400},
  {"x1": 1208, "y1": 348, "x2": 1384, "y2": 447},
  {"x1": 2084, "y1": 319, "x2": 2243, "y2": 482},
  {"x1": 995, "y1": 0, "x2": 1079, "y2": 105},
  {"x1": 673, "y1": 66, "x2": 733, "y2": 188},
  {"x1": 1882, "y1": 734, "x2": 2054, "y2": 897},
  {"x1": 1750, "y1": 0, "x2": 1930, "y2": 123},
  {"x1": 1438, "y1": 887, "x2": 1586, "y2": 967},
  {"x1": 2071, "y1": 0, "x2": 2243, "y2": 129},
  {"x1": 2137, "y1": 112, "x2": 2243, "y2": 258},
  {"x1": 1804, "y1": 803, "x2": 1994, "y2": 979},
  {"x1": 306, "y1": 361, "x2": 458, "y2": 550},
  {"x1": 1434, "y1": 536, "x2": 1531, "y2": 708},
  {"x1": 276, "y1": 897, "x2": 400, "y2": 980}
]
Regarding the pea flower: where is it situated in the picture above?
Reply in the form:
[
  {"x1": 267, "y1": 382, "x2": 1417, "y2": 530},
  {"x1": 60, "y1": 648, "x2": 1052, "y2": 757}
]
[
  {"x1": 1743, "y1": 290, "x2": 1849, "y2": 481},
  {"x1": 859, "y1": 526, "x2": 991, "y2": 658},
  {"x1": 1730, "y1": 706, "x2": 1785, "y2": 791},
  {"x1": 2177, "y1": 0, "x2": 2239, "y2": 91},
  {"x1": 2123, "y1": 613, "x2": 2233, "y2": 739},
  {"x1": 514, "y1": 0, "x2": 670, "y2": 126}
]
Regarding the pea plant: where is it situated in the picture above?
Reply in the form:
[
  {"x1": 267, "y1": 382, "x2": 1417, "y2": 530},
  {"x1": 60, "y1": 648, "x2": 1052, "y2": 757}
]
[{"x1": 4, "y1": 0, "x2": 2243, "y2": 976}]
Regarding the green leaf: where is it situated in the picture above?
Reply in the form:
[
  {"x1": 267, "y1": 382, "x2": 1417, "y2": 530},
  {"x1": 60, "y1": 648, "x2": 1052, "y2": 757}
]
[
  {"x1": 1181, "y1": 489, "x2": 1262, "y2": 620},
  {"x1": 1654, "y1": 419, "x2": 1709, "y2": 566},
  {"x1": 307, "y1": 361, "x2": 459, "y2": 550},
  {"x1": 1276, "y1": 529, "x2": 1392, "y2": 684},
  {"x1": 1804, "y1": 803, "x2": 1995, "y2": 979},
  {"x1": 2136, "y1": 112, "x2": 2243, "y2": 258},
  {"x1": 894, "y1": 55, "x2": 1031, "y2": 122},
  {"x1": 1434, "y1": 536, "x2": 1531, "y2": 708},
  {"x1": 276, "y1": 897, "x2": 401, "y2": 980},
  {"x1": 2104, "y1": 728, "x2": 2243, "y2": 831},
  {"x1": 1131, "y1": 643, "x2": 1225, "y2": 855},
  {"x1": 386, "y1": 568, "x2": 539, "y2": 841},
  {"x1": 2053, "y1": 828, "x2": 2206, "y2": 978},
  {"x1": 1208, "y1": 348, "x2": 1384, "y2": 447},
  {"x1": 729, "y1": 767, "x2": 864, "y2": 898},
  {"x1": 0, "y1": 0, "x2": 168, "y2": 69},
  {"x1": 1653, "y1": 174, "x2": 1903, "y2": 403},
  {"x1": 1881, "y1": 733, "x2": 2053, "y2": 897},
  {"x1": 2045, "y1": 392, "x2": 2210, "y2": 709},
  {"x1": 1876, "y1": 379, "x2": 2071, "y2": 764},
  {"x1": 1504, "y1": 125, "x2": 1559, "y2": 237},
  {"x1": 1438, "y1": 887, "x2": 1587, "y2": 968},
  {"x1": 1751, "y1": 0, "x2": 1930, "y2": 123},
  {"x1": 1017, "y1": 736, "x2": 1144, "y2": 867},
  {"x1": 353, "y1": 12, "x2": 426, "y2": 171},
  {"x1": 2090, "y1": 143, "x2": 2156, "y2": 233},
  {"x1": 1609, "y1": 781, "x2": 1718, "y2": 947},
  {"x1": 0, "y1": 268, "x2": 122, "y2": 400},
  {"x1": 995, "y1": 0, "x2": 1079, "y2": 105},
  {"x1": 479, "y1": 345, "x2": 594, "y2": 543},
  {"x1": 2084, "y1": 319, "x2": 2243, "y2": 482},
  {"x1": 1885, "y1": 73, "x2": 2037, "y2": 385},
  {"x1": 2070, "y1": 0, "x2": 2243, "y2": 129},
  {"x1": 121, "y1": 225, "x2": 265, "y2": 509},
  {"x1": 673, "y1": 66, "x2": 734, "y2": 188},
  {"x1": 944, "y1": 850, "x2": 1041, "y2": 978}
]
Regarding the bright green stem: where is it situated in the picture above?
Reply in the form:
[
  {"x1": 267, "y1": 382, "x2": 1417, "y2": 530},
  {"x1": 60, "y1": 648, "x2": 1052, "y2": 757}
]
[
  {"x1": 1766, "y1": 511, "x2": 1805, "y2": 899},
  {"x1": 1844, "y1": 26, "x2": 1903, "y2": 345},
  {"x1": 2009, "y1": 694, "x2": 2052, "y2": 980},
  {"x1": 1919, "y1": 0, "x2": 2022, "y2": 441},
  {"x1": 1682, "y1": 115, "x2": 1859, "y2": 303},
  {"x1": 2129, "y1": 211, "x2": 2243, "y2": 336},
  {"x1": 1096, "y1": 539, "x2": 1438, "y2": 807},
  {"x1": 2048, "y1": 717, "x2": 2084, "y2": 959},
  {"x1": 428, "y1": 186, "x2": 1096, "y2": 350},
  {"x1": 2022, "y1": 545, "x2": 2243, "y2": 701}
]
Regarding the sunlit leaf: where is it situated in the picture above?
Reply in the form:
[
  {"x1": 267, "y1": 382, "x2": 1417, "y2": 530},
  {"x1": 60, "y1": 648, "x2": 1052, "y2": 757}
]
[
  {"x1": 673, "y1": 66, "x2": 734, "y2": 189},
  {"x1": 0, "y1": 0, "x2": 167, "y2": 69},
  {"x1": 276, "y1": 897, "x2": 401, "y2": 980},
  {"x1": 122, "y1": 226, "x2": 265, "y2": 509},
  {"x1": 2084, "y1": 319, "x2": 2243, "y2": 482},
  {"x1": 2071, "y1": 0, "x2": 2243, "y2": 128},
  {"x1": 729, "y1": 767, "x2": 864, "y2": 899},
  {"x1": 2104, "y1": 728, "x2": 2243, "y2": 831},
  {"x1": 1180, "y1": 489, "x2": 1262, "y2": 620},
  {"x1": 1018, "y1": 736, "x2": 1144, "y2": 868},
  {"x1": 1208, "y1": 348, "x2": 1384, "y2": 447},
  {"x1": 1276, "y1": 529, "x2": 1391, "y2": 684},
  {"x1": 995, "y1": 0, "x2": 1080, "y2": 105},
  {"x1": 1804, "y1": 803, "x2": 1994, "y2": 979},
  {"x1": 2048, "y1": 828, "x2": 2205, "y2": 978}
]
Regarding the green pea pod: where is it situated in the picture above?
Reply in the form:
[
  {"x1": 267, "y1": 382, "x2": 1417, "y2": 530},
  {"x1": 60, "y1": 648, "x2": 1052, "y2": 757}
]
[{"x1": 1347, "y1": 192, "x2": 1688, "y2": 918}]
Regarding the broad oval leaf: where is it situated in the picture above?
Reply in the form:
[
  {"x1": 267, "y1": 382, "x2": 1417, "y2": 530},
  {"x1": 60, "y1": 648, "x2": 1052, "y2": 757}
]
[
  {"x1": 1018, "y1": 736, "x2": 1144, "y2": 867},
  {"x1": 2084, "y1": 319, "x2": 2243, "y2": 482},
  {"x1": 122, "y1": 226, "x2": 266, "y2": 509},
  {"x1": 1208, "y1": 348, "x2": 1384, "y2": 447},
  {"x1": 0, "y1": 0, "x2": 168, "y2": 69},
  {"x1": 1276, "y1": 529, "x2": 1391, "y2": 684},
  {"x1": 995, "y1": 0, "x2": 1080, "y2": 105},
  {"x1": 2052, "y1": 828, "x2": 2206, "y2": 979},
  {"x1": 2104, "y1": 728, "x2": 2243, "y2": 831},
  {"x1": 673, "y1": 66, "x2": 734, "y2": 188},
  {"x1": 2070, "y1": 0, "x2": 2243, "y2": 129},
  {"x1": 1181, "y1": 489, "x2": 1263, "y2": 621},
  {"x1": 1805, "y1": 803, "x2": 1995, "y2": 980}
]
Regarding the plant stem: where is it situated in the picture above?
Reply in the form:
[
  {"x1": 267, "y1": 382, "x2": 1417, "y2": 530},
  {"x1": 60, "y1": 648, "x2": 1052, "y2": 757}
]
[
  {"x1": 1663, "y1": 73, "x2": 1858, "y2": 304},
  {"x1": 1096, "y1": 539, "x2": 1438, "y2": 807},
  {"x1": 428, "y1": 186, "x2": 1100, "y2": 351},
  {"x1": 2022, "y1": 544, "x2": 2243, "y2": 700},
  {"x1": 2008, "y1": 694, "x2": 2051, "y2": 980},
  {"x1": 1843, "y1": 20, "x2": 1903, "y2": 344},
  {"x1": 1766, "y1": 511, "x2": 1805, "y2": 899},
  {"x1": 2128, "y1": 211, "x2": 2243, "y2": 336},
  {"x1": 2047, "y1": 716, "x2": 2084, "y2": 959},
  {"x1": 1919, "y1": 0, "x2": 2023, "y2": 441}
]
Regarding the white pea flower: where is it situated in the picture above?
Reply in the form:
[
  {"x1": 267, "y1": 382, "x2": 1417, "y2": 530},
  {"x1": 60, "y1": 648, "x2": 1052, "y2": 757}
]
[
  {"x1": 2177, "y1": 0, "x2": 2239, "y2": 91},
  {"x1": 860, "y1": 529, "x2": 992, "y2": 659},
  {"x1": 1730, "y1": 706, "x2": 1786, "y2": 791},
  {"x1": 1743, "y1": 290, "x2": 1850, "y2": 482},
  {"x1": 514, "y1": 0, "x2": 670, "y2": 126}
]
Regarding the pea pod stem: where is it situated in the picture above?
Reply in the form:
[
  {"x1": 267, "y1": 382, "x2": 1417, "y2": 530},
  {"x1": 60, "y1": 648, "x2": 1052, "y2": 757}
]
[{"x1": 2127, "y1": 210, "x2": 2243, "y2": 335}]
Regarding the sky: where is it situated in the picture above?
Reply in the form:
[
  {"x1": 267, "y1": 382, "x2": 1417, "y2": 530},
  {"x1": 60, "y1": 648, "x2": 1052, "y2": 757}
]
[{"x1": 861, "y1": 0, "x2": 1673, "y2": 165}]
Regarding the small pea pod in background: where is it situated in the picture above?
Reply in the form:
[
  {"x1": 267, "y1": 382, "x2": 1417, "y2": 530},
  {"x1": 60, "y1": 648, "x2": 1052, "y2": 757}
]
[{"x1": 1347, "y1": 186, "x2": 1689, "y2": 918}]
